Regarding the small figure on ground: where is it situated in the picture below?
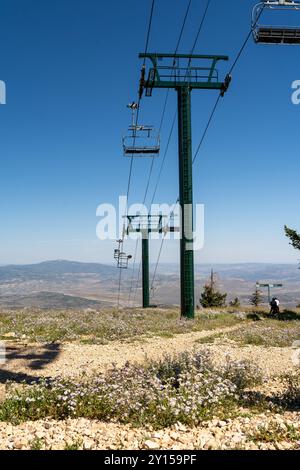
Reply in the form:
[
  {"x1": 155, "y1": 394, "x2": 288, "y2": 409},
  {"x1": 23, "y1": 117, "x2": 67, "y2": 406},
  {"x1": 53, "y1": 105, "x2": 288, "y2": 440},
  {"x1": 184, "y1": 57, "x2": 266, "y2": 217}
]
[{"x1": 269, "y1": 297, "x2": 280, "y2": 316}]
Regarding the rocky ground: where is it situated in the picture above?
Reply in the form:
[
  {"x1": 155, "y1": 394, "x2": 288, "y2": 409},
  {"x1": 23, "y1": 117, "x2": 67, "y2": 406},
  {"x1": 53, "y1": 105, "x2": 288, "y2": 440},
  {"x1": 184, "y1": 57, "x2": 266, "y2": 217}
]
[
  {"x1": 0, "y1": 413, "x2": 299, "y2": 450},
  {"x1": 0, "y1": 322, "x2": 299, "y2": 450}
]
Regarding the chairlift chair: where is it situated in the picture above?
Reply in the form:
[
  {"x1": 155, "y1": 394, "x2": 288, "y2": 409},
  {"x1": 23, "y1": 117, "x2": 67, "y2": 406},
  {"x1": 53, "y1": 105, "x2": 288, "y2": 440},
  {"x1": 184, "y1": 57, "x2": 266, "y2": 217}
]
[
  {"x1": 122, "y1": 102, "x2": 160, "y2": 157},
  {"x1": 252, "y1": 1, "x2": 300, "y2": 44},
  {"x1": 114, "y1": 240, "x2": 132, "y2": 269}
]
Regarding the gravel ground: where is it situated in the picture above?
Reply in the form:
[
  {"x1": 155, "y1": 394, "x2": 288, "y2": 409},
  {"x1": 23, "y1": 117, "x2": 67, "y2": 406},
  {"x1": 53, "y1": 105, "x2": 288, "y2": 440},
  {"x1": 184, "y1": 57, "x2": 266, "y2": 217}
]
[
  {"x1": 0, "y1": 326, "x2": 241, "y2": 381},
  {"x1": 0, "y1": 324, "x2": 296, "y2": 381},
  {"x1": 0, "y1": 413, "x2": 299, "y2": 450}
]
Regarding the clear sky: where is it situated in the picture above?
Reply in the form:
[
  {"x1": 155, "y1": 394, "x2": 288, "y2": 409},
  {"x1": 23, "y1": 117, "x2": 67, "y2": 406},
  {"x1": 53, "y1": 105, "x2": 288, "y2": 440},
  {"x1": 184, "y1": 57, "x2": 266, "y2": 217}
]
[{"x1": 0, "y1": 0, "x2": 299, "y2": 266}]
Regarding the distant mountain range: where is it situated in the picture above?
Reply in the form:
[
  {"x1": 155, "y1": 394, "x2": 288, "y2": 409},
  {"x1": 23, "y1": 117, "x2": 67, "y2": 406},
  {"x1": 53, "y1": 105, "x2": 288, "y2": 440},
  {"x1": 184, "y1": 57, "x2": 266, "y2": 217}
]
[
  {"x1": 1, "y1": 260, "x2": 298, "y2": 282},
  {"x1": 0, "y1": 260, "x2": 122, "y2": 309},
  {"x1": 0, "y1": 260, "x2": 299, "y2": 308},
  {"x1": 0, "y1": 291, "x2": 106, "y2": 309},
  {"x1": 0, "y1": 260, "x2": 117, "y2": 282},
  {"x1": 157, "y1": 262, "x2": 300, "y2": 282}
]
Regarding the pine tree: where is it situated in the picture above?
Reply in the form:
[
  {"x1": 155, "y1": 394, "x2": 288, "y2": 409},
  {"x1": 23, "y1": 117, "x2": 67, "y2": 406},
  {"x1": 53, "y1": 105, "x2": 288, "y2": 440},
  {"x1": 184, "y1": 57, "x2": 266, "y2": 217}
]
[
  {"x1": 249, "y1": 288, "x2": 263, "y2": 307},
  {"x1": 199, "y1": 270, "x2": 227, "y2": 308},
  {"x1": 229, "y1": 297, "x2": 241, "y2": 308},
  {"x1": 284, "y1": 225, "x2": 300, "y2": 251}
]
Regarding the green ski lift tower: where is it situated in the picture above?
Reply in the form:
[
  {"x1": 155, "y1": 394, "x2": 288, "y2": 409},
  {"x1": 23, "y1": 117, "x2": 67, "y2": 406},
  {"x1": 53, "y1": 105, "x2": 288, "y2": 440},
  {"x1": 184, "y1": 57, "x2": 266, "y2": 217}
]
[
  {"x1": 138, "y1": 53, "x2": 230, "y2": 318},
  {"x1": 126, "y1": 215, "x2": 164, "y2": 308}
]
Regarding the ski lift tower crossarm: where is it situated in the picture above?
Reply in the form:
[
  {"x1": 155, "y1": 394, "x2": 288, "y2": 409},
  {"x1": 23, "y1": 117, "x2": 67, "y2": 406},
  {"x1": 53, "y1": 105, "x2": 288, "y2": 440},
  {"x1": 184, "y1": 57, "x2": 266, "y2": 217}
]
[{"x1": 138, "y1": 53, "x2": 230, "y2": 319}]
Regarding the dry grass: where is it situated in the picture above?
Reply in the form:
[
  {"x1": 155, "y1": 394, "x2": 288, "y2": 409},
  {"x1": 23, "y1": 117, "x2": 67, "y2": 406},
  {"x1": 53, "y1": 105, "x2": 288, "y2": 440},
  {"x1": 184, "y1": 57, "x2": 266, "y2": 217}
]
[
  {"x1": 0, "y1": 307, "x2": 244, "y2": 344},
  {"x1": 196, "y1": 309, "x2": 300, "y2": 348}
]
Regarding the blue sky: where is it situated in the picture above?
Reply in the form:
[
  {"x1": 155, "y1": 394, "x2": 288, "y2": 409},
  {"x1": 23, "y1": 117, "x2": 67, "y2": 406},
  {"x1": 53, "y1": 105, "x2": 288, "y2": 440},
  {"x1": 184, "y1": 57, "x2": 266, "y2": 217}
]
[{"x1": 0, "y1": 0, "x2": 300, "y2": 265}]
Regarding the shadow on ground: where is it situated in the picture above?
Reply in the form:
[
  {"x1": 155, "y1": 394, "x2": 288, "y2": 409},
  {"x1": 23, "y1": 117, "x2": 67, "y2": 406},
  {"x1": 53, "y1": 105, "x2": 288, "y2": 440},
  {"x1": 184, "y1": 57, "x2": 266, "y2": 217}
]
[
  {"x1": 280, "y1": 310, "x2": 300, "y2": 321},
  {"x1": 0, "y1": 343, "x2": 61, "y2": 384},
  {"x1": 253, "y1": 310, "x2": 300, "y2": 322},
  {"x1": 242, "y1": 390, "x2": 300, "y2": 413}
]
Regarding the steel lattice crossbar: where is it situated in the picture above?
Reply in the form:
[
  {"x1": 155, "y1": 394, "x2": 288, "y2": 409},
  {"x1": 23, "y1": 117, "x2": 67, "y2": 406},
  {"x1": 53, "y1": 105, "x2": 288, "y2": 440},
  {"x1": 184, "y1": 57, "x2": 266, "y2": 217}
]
[
  {"x1": 138, "y1": 53, "x2": 229, "y2": 92},
  {"x1": 126, "y1": 215, "x2": 164, "y2": 234}
]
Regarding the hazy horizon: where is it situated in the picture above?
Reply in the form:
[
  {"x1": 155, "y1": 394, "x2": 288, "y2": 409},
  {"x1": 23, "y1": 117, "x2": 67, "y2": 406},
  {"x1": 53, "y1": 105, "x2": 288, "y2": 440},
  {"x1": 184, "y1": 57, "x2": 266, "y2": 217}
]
[
  {"x1": 0, "y1": 258, "x2": 299, "y2": 309},
  {"x1": 0, "y1": 259, "x2": 299, "y2": 267}
]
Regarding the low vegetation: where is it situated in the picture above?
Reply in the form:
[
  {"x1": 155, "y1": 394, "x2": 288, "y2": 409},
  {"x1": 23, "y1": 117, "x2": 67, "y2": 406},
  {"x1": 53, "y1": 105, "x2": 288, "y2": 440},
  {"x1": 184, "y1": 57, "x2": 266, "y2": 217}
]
[
  {"x1": 29, "y1": 437, "x2": 44, "y2": 451},
  {"x1": 0, "y1": 308, "x2": 244, "y2": 344},
  {"x1": 220, "y1": 321, "x2": 300, "y2": 347},
  {"x1": 0, "y1": 305, "x2": 299, "y2": 448},
  {"x1": 64, "y1": 439, "x2": 83, "y2": 451},
  {"x1": 247, "y1": 421, "x2": 300, "y2": 444},
  {"x1": 0, "y1": 351, "x2": 263, "y2": 428},
  {"x1": 280, "y1": 368, "x2": 300, "y2": 409},
  {"x1": 197, "y1": 315, "x2": 300, "y2": 348},
  {"x1": 0, "y1": 306, "x2": 299, "y2": 346}
]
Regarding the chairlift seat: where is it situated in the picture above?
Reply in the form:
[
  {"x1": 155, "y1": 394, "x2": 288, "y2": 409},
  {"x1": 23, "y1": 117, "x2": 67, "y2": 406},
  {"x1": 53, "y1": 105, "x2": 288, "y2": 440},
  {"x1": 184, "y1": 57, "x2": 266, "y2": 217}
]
[
  {"x1": 255, "y1": 26, "x2": 300, "y2": 43},
  {"x1": 124, "y1": 145, "x2": 160, "y2": 155},
  {"x1": 123, "y1": 134, "x2": 160, "y2": 157}
]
